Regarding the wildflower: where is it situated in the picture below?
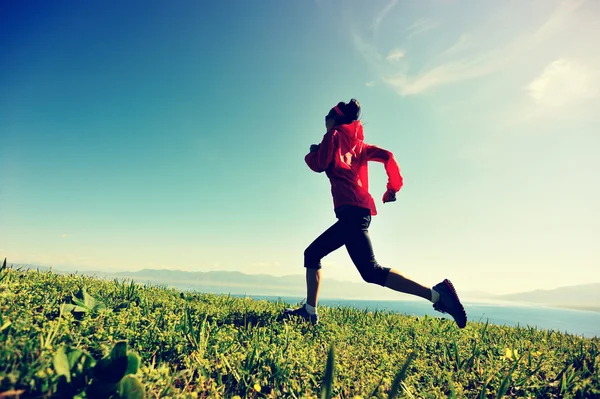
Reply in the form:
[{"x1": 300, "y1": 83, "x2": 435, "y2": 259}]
[
  {"x1": 254, "y1": 383, "x2": 262, "y2": 392},
  {"x1": 504, "y1": 348, "x2": 518, "y2": 360}
]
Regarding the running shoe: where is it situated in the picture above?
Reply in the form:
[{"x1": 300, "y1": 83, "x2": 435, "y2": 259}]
[
  {"x1": 432, "y1": 279, "x2": 467, "y2": 328},
  {"x1": 282, "y1": 304, "x2": 319, "y2": 325}
]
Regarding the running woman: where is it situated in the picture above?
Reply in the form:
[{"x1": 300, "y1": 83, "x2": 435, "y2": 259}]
[{"x1": 283, "y1": 99, "x2": 467, "y2": 328}]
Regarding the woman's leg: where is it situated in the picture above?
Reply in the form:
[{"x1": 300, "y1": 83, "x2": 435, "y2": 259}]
[
  {"x1": 341, "y1": 209, "x2": 467, "y2": 327},
  {"x1": 306, "y1": 268, "x2": 321, "y2": 308},
  {"x1": 303, "y1": 221, "x2": 346, "y2": 307},
  {"x1": 342, "y1": 209, "x2": 432, "y2": 301},
  {"x1": 384, "y1": 269, "x2": 431, "y2": 300}
]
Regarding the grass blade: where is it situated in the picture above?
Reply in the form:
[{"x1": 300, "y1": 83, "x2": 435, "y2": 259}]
[
  {"x1": 496, "y1": 357, "x2": 520, "y2": 399},
  {"x1": 479, "y1": 376, "x2": 492, "y2": 399},
  {"x1": 389, "y1": 351, "x2": 417, "y2": 399},
  {"x1": 321, "y1": 343, "x2": 335, "y2": 399},
  {"x1": 0, "y1": 258, "x2": 7, "y2": 283}
]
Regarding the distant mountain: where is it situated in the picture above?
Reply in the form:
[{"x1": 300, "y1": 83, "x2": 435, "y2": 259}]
[
  {"x1": 498, "y1": 283, "x2": 600, "y2": 311},
  {"x1": 11, "y1": 263, "x2": 598, "y2": 309},
  {"x1": 115, "y1": 269, "x2": 307, "y2": 297},
  {"x1": 10, "y1": 264, "x2": 423, "y2": 300},
  {"x1": 113, "y1": 269, "x2": 405, "y2": 300}
]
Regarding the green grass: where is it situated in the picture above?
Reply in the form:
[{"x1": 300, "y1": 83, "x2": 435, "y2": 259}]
[{"x1": 1, "y1": 261, "x2": 599, "y2": 398}]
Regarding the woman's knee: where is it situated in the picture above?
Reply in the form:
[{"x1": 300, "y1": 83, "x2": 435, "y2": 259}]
[
  {"x1": 358, "y1": 263, "x2": 390, "y2": 286},
  {"x1": 304, "y1": 246, "x2": 322, "y2": 269}
]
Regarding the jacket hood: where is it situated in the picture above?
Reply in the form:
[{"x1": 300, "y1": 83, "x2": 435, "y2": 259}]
[
  {"x1": 336, "y1": 120, "x2": 364, "y2": 140},
  {"x1": 334, "y1": 120, "x2": 364, "y2": 156}
]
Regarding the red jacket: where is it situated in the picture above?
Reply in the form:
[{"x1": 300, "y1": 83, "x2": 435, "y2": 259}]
[{"x1": 305, "y1": 120, "x2": 403, "y2": 215}]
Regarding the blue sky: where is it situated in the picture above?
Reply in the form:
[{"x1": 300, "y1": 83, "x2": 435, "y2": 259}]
[{"x1": 1, "y1": 0, "x2": 599, "y2": 295}]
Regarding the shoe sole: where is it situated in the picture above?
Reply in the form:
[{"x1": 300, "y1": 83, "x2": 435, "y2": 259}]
[
  {"x1": 282, "y1": 310, "x2": 318, "y2": 325},
  {"x1": 442, "y1": 279, "x2": 467, "y2": 328}
]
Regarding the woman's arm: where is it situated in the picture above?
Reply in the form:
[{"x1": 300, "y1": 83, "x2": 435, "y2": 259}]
[
  {"x1": 365, "y1": 144, "x2": 403, "y2": 193},
  {"x1": 305, "y1": 130, "x2": 337, "y2": 173}
]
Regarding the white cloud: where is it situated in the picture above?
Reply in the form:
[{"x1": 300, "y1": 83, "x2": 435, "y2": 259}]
[
  {"x1": 527, "y1": 59, "x2": 600, "y2": 107},
  {"x1": 383, "y1": 48, "x2": 511, "y2": 95},
  {"x1": 373, "y1": 0, "x2": 398, "y2": 37},
  {"x1": 355, "y1": 0, "x2": 594, "y2": 96},
  {"x1": 353, "y1": 33, "x2": 383, "y2": 70},
  {"x1": 365, "y1": 81, "x2": 376, "y2": 87},
  {"x1": 533, "y1": 0, "x2": 587, "y2": 42},
  {"x1": 386, "y1": 48, "x2": 405, "y2": 62},
  {"x1": 442, "y1": 34, "x2": 472, "y2": 56},
  {"x1": 405, "y1": 18, "x2": 438, "y2": 37}
]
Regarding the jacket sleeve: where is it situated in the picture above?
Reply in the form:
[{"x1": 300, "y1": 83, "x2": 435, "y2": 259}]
[
  {"x1": 365, "y1": 144, "x2": 403, "y2": 192},
  {"x1": 305, "y1": 130, "x2": 337, "y2": 173}
]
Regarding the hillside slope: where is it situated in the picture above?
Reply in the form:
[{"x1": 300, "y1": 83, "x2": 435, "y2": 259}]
[{"x1": 1, "y1": 264, "x2": 599, "y2": 398}]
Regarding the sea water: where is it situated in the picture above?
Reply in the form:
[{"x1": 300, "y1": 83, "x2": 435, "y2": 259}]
[{"x1": 246, "y1": 295, "x2": 600, "y2": 338}]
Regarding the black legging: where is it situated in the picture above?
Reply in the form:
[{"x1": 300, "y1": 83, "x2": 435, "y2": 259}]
[{"x1": 304, "y1": 205, "x2": 391, "y2": 286}]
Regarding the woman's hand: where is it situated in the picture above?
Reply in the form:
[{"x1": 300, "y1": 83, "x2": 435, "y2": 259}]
[
  {"x1": 310, "y1": 144, "x2": 319, "y2": 153},
  {"x1": 382, "y1": 189, "x2": 396, "y2": 203}
]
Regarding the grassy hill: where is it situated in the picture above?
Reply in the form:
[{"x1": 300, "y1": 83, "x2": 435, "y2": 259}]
[
  {"x1": 17, "y1": 264, "x2": 600, "y2": 308},
  {"x1": 1, "y1": 261, "x2": 599, "y2": 398},
  {"x1": 10, "y1": 264, "x2": 461, "y2": 301}
]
